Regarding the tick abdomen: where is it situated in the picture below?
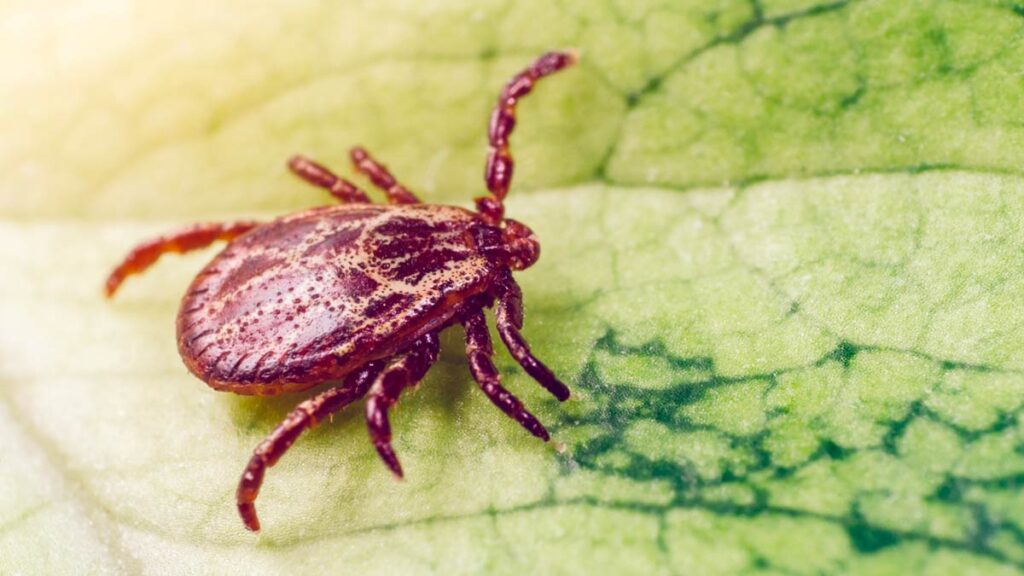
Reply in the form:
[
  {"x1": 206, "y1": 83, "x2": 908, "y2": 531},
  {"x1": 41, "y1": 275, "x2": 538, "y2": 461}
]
[{"x1": 177, "y1": 204, "x2": 496, "y2": 394}]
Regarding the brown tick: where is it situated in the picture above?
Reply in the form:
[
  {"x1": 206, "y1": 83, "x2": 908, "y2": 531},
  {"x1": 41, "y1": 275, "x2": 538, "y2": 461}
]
[{"x1": 105, "y1": 51, "x2": 576, "y2": 532}]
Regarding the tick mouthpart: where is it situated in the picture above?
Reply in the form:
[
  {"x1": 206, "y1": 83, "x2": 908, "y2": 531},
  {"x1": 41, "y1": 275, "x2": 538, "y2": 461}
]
[
  {"x1": 468, "y1": 218, "x2": 539, "y2": 271},
  {"x1": 503, "y1": 219, "x2": 540, "y2": 271}
]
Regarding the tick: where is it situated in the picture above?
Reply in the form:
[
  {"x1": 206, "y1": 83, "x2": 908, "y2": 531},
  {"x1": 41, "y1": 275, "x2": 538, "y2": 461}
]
[{"x1": 105, "y1": 51, "x2": 576, "y2": 532}]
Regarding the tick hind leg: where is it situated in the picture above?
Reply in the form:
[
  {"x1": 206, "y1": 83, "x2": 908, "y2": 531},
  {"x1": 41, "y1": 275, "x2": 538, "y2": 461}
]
[
  {"x1": 104, "y1": 221, "x2": 261, "y2": 297},
  {"x1": 350, "y1": 147, "x2": 420, "y2": 204},
  {"x1": 288, "y1": 155, "x2": 371, "y2": 204},
  {"x1": 461, "y1": 307, "x2": 550, "y2": 440},
  {"x1": 364, "y1": 332, "x2": 441, "y2": 477},
  {"x1": 236, "y1": 359, "x2": 386, "y2": 532}
]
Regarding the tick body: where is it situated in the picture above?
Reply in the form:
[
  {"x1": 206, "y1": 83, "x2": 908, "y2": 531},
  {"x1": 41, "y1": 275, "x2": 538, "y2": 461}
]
[{"x1": 105, "y1": 51, "x2": 576, "y2": 532}]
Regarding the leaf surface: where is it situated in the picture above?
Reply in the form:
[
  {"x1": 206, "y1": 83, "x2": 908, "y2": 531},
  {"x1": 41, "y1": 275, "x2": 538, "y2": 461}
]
[{"x1": 4, "y1": 0, "x2": 1024, "y2": 574}]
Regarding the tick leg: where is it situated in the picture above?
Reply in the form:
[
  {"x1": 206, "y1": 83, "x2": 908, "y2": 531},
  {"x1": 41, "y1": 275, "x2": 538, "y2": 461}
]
[
  {"x1": 350, "y1": 146, "x2": 421, "y2": 204},
  {"x1": 461, "y1": 308, "x2": 549, "y2": 440},
  {"x1": 104, "y1": 221, "x2": 261, "y2": 297},
  {"x1": 492, "y1": 271, "x2": 571, "y2": 401},
  {"x1": 477, "y1": 51, "x2": 577, "y2": 224},
  {"x1": 365, "y1": 332, "x2": 441, "y2": 477},
  {"x1": 236, "y1": 360, "x2": 386, "y2": 532},
  {"x1": 288, "y1": 155, "x2": 371, "y2": 204}
]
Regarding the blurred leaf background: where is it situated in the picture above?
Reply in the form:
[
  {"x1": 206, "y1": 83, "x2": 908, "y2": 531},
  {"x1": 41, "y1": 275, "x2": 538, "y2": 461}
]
[{"x1": 5, "y1": 0, "x2": 1024, "y2": 574}]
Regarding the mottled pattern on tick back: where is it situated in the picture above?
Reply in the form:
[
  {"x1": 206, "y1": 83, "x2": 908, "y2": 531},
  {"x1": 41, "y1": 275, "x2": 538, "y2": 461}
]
[{"x1": 177, "y1": 204, "x2": 496, "y2": 394}]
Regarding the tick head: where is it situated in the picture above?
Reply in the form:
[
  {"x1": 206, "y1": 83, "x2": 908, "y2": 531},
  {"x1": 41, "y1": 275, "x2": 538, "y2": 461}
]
[
  {"x1": 470, "y1": 218, "x2": 540, "y2": 271},
  {"x1": 502, "y1": 218, "x2": 540, "y2": 271}
]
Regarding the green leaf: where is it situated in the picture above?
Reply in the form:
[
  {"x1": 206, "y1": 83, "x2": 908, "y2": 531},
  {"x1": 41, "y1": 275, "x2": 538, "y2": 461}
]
[{"x1": 4, "y1": 0, "x2": 1024, "y2": 573}]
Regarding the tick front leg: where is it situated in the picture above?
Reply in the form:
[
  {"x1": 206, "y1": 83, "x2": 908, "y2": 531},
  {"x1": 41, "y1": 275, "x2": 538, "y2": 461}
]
[
  {"x1": 477, "y1": 51, "x2": 577, "y2": 224},
  {"x1": 104, "y1": 221, "x2": 261, "y2": 297},
  {"x1": 364, "y1": 332, "x2": 441, "y2": 477},
  {"x1": 350, "y1": 146, "x2": 420, "y2": 204},
  {"x1": 236, "y1": 360, "x2": 385, "y2": 532},
  {"x1": 288, "y1": 155, "x2": 371, "y2": 204},
  {"x1": 493, "y1": 271, "x2": 571, "y2": 401},
  {"x1": 461, "y1": 308, "x2": 549, "y2": 440}
]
